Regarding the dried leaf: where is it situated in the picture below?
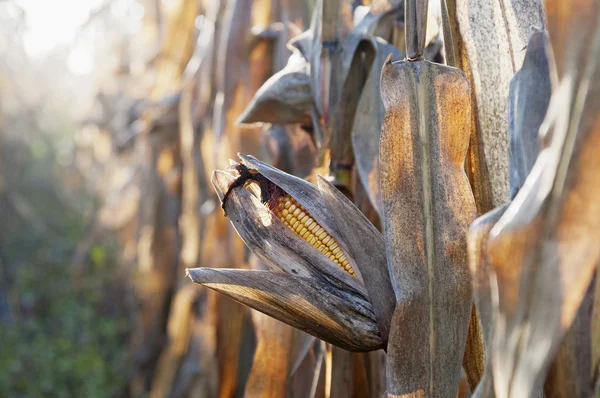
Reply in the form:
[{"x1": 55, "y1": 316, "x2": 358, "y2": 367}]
[
  {"x1": 212, "y1": 0, "x2": 274, "y2": 157},
  {"x1": 244, "y1": 311, "x2": 295, "y2": 398},
  {"x1": 455, "y1": 0, "x2": 546, "y2": 205},
  {"x1": 467, "y1": 204, "x2": 508, "y2": 398},
  {"x1": 483, "y1": 3, "x2": 600, "y2": 395},
  {"x1": 380, "y1": 59, "x2": 477, "y2": 396},
  {"x1": 187, "y1": 268, "x2": 384, "y2": 351},
  {"x1": 508, "y1": 31, "x2": 552, "y2": 198},
  {"x1": 351, "y1": 40, "x2": 402, "y2": 214},
  {"x1": 236, "y1": 52, "x2": 313, "y2": 126},
  {"x1": 543, "y1": 282, "x2": 594, "y2": 398},
  {"x1": 444, "y1": 0, "x2": 493, "y2": 216}
]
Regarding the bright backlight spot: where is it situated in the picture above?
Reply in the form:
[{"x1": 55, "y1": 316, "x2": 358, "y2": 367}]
[
  {"x1": 67, "y1": 46, "x2": 94, "y2": 75},
  {"x1": 18, "y1": 0, "x2": 103, "y2": 58}
]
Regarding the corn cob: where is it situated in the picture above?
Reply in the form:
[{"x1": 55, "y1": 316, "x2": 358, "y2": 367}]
[{"x1": 273, "y1": 195, "x2": 355, "y2": 276}]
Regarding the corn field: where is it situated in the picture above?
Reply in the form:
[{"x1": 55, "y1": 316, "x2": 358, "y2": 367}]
[{"x1": 0, "y1": 0, "x2": 599, "y2": 397}]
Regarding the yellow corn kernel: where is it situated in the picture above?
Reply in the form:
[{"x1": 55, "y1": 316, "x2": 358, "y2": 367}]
[{"x1": 272, "y1": 194, "x2": 356, "y2": 276}]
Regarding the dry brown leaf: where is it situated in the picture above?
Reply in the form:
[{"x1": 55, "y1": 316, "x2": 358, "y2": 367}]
[
  {"x1": 543, "y1": 281, "x2": 594, "y2": 398},
  {"x1": 244, "y1": 311, "x2": 295, "y2": 398},
  {"x1": 187, "y1": 268, "x2": 383, "y2": 351},
  {"x1": 380, "y1": 57, "x2": 477, "y2": 396},
  {"x1": 444, "y1": 0, "x2": 493, "y2": 216},
  {"x1": 477, "y1": 2, "x2": 600, "y2": 395},
  {"x1": 454, "y1": 0, "x2": 546, "y2": 205},
  {"x1": 507, "y1": 31, "x2": 552, "y2": 199},
  {"x1": 235, "y1": 52, "x2": 313, "y2": 126},
  {"x1": 351, "y1": 39, "x2": 402, "y2": 214},
  {"x1": 467, "y1": 204, "x2": 508, "y2": 398}
]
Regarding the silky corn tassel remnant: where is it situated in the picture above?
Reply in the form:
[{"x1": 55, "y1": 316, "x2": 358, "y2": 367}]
[{"x1": 272, "y1": 195, "x2": 356, "y2": 276}]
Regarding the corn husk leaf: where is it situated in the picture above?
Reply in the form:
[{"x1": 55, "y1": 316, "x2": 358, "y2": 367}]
[
  {"x1": 186, "y1": 268, "x2": 383, "y2": 352},
  {"x1": 214, "y1": 154, "x2": 395, "y2": 340},
  {"x1": 380, "y1": 59, "x2": 477, "y2": 396},
  {"x1": 212, "y1": 167, "x2": 364, "y2": 295},
  {"x1": 317, "y1": 175, "x2": 395, "y2": 342}
]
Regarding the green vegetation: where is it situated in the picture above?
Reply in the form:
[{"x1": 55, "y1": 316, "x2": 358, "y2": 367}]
[{"x1": 0, "y1": 136, "x2": 131, "y2": 397}]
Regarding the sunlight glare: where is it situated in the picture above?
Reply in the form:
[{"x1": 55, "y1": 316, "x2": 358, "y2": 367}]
[{"x1": 18, "y1": 0, "x2": 103, "y2": 58}]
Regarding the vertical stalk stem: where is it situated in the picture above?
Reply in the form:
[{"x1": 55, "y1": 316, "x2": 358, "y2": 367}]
[{"x1": 405, "y1": 0, "x2": 429, "y2": 60}]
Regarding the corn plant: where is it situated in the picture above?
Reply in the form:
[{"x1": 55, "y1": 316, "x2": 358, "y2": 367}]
[{"x1": 185, "y1": 0, "x2": 600, "y2": 396}]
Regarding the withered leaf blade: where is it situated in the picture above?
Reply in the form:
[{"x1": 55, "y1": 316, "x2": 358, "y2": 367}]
[
  {"x1": 244, "y1": 311, "x2": 294, "y2": 398},
  {"x1": 543, "y1": 282, "x2": 594, "y2": 398},
  {"x1": 380, "y1": 59, "x2": 477, "y2": 397},
  {"x1": 508, "y1": 31, "x2": 552, "y2": 199},
  {"x1": 186, "y1": 268, "x2": 384, "y2": 352},
  {"x1": 486, "y1": 2, "x2": 600, "y2": 396},
  {"x1": 289, "y1": 330, "x2": 316, "y2": 378},
  {"x1": 467, "y1": 204, "x2": 509, "y2": 398},
  {"x1": 455, "y1": 0, "x2": 546, "y2": 205},
  {"x1": 236, "y1": 52, "x2": 313, "y2": 126},
  {"x1": 317, "y1": 176, "x2": 395, "y2": 343}
]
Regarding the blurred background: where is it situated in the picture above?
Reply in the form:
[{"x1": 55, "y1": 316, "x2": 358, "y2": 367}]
[
  {"x1": 0, "y1": 1, "x2": 167, "y2": 396},
  {"x1": 0, "y1": 0, "x2": 321, "y2": 396}
]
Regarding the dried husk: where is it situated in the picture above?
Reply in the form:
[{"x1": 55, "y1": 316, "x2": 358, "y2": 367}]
[
  {"x1": 196, "y1": 156, "x2": 397, "y2": 352},
  {"x1": 186, "y1": 268, "x2": 383, "y2": 351},
  {"x1": 318, "y1": 175, "x2": 395, "y2": 342},
  {"x1": 213, "y1": 154, "x2": 394, "y2": 340},
  {"x1": 212, "y1": 160, "x2": 365, "y2": 295}
]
